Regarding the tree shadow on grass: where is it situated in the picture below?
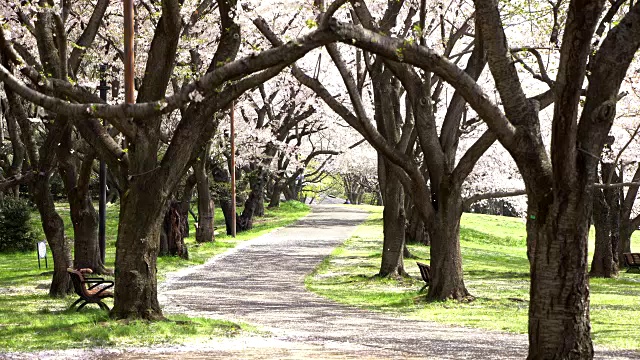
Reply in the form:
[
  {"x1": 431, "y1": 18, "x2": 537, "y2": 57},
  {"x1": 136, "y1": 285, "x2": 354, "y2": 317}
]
[{"x1": 465, "y1": 270, "x2": 529, "y2": 280}]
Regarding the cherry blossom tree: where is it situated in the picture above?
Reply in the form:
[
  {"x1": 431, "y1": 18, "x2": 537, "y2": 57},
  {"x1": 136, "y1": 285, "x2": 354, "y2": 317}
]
[
  {"x1": 0, "y1": 0, "x2": 341, "y2": 318},
  {"x1": 318, "y1": 0, "x2": 640, "y2": 355}
]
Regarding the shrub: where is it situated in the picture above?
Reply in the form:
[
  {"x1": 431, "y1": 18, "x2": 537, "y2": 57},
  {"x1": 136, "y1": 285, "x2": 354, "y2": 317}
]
[{"x1": 0, "y1": 197, "x2": 38, "y2": 253}]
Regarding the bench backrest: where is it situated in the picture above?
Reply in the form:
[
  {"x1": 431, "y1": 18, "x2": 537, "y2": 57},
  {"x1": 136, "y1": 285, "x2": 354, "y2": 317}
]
[
  {"x1": 416, "y1": 262, "x2": 431, "y2": 284},
  {"x1": 623, "y1": 253, "x2": 640, "y2": 266},
  {"x1": 67, "y1": 269, "x2": 90, "y2": 298}
]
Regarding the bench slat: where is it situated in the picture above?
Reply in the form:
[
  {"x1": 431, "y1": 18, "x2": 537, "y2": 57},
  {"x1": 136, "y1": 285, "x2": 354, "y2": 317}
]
[
  {"x1": 623, "y1": 253, "x2": 640, "y2": 272},
  {"x1": 416, "y1": 262, "x2": 431, "y2": 293}
]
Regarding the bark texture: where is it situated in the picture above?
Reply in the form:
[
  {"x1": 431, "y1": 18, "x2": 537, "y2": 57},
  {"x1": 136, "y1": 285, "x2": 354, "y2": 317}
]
[
  {"x1": 32, "y1": 176, "x2": 73, "y2": 297},
  {"x1": 378, "y1": 164, "x2": 406, "y2": 277},
  {"x1": 590, "y1": 162, "x2": 620, "y2": 277},
  {"x1": 162, "y1": 200, "x2": 189, "y2": 259}
]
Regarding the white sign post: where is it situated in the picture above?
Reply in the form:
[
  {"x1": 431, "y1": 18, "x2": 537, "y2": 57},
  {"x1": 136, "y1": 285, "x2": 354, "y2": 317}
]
[{"x1": 37, "y1": 241, "x2": 48, "y2": 269}]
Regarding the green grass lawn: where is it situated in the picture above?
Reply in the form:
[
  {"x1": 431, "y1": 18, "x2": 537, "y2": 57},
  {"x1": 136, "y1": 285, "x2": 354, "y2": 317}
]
[
  {"x1": 0, "y1": 200, "x2": 309, "y2": 352},
  {"x1": 306, "y1": 206, "x2": 640, "y2": 350}
]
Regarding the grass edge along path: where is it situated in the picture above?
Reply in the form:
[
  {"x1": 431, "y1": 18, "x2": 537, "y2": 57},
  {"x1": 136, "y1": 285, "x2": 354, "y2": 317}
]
[
  {"x1": 0, "y1": 201, "x2": 309, "y2": 352},
  {"x1": 305, "y1": 205, "x2": 640, "y2": 351}
]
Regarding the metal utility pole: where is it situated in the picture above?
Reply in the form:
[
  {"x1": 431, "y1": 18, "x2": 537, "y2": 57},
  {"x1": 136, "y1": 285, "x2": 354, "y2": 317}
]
[
  {"x1": 124, "y1": 0, "x2": 135, "y2": 106},
  {"x1": 97, "y1": 65, "x2": 109, "y2": 263},
  {"x1": 230, "y1": 101, "x2": 236, "y2": 238}
]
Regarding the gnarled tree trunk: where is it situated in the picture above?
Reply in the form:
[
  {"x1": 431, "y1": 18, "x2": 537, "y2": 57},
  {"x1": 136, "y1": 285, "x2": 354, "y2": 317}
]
[
  {"x1": 618, "y1": 222, "x2": 633, "y2": 265},
  {"x1": 378, "y1": 158, "x2": 406, "y2": 277},
  {"x1": 162, "y1": 200, "x2": 189, "y2": 259},
  {"x1": 212, "y1": 160, "x2": 234, "y2": 235},
  {"x1": 252, "y1": 169, "x2": 266, "y2": 217},
  {"x1": 527, "y1": 194, "x2": 593, "y2": 358},
  {"x1": 590, "y1": 163, "x2": 620, "y2": 277},
  {"x1": 32, "y1": 175, "x2": 73, "y2": 297},
  {"x1": 237, "y1": 167, "x2": 266, "y2": 232},
  {"x1": 178, "y1": 173, "x2": 196, "y2": 237},
  {"x1": 112, "y1": 171, "x2": 166, "y2": 320},
  {"x1": 428, "y1": 181, "x2": 469, "y2": 300},
  {"x1": 405, "y1": 201, "x2": 429, "y2": 245},
  {"x1": 268, "y1": 179, "x2": 283, "y2": 208}
]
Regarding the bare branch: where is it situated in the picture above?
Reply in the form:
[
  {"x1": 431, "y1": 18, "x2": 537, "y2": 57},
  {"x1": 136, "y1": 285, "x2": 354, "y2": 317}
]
[
  {"x1": 0, "y1": 25, "x2": 338, "y2": 125},
  {"x1": 68, "y1": 0, "x2": 110, "y2": 75},
  {"x1": 320, "y1": 0, "x2": 349, "y2": 29},
  {"x1": 452, "y1": 130, "x2": 497, "y2": 187},
  {"x1": 0, "y1": 172, "x2": 34, "y2": 191},
  {"x1": 463, "y1": 189, "x2": 526, "y2": 208},
  {"x1": 591, "y1": 181, "x2": 640, "y2": 189}
]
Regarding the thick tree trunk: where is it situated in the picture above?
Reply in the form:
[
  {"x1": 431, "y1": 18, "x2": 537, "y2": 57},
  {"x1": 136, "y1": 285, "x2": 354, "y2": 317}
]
[
  {"x1": 405, "y1": 203, "x2": 429, "y2": 245},
  {"x1": 252, "y1": 171, "x2": 266, "y2": 217},
  {"x1": 618, "y1": 222, "x2": 633, "y2": 265},
  {"x1": 255, "y1": 194, "x2": 265, "y2": 216},
  {"x1": 32, "y1": 176, "x2": 73, "y2": 297},
  {"x1": 591, "y1": 190, "x2": 617, "y2": 277},
  {"x1": 427, "y1": 183, "x2": 470, "y2": 300},
  {"x1": 112, "y1": 128, "x2": 166, "y2": 320},
  {"x1": 528, "y1": 197, "x2": 593, "y2": 359},
  {"x1": 212, "y1": 161, "x2": 234, "y2": 235},
  {"x1": 111, "y1": 176, "x2": 166, "y2": 320},
  {"x1": 590, "y1": 161, "x2": 620, "y2": 277},
  {"x1": 268, "y1": 180, "x2": 283, "y2": 208},
  {"x1": 178, "y1": 173, "x2": 196, "y2": 237},
  {"x1": 195, "y1": 152, "x2": 214, "y2": 243},
  {"x1": 283, "y1": 184, "x2": 296, "y2": 201},
  {"x1": 237, "y1": 168, "x2": 265, "y2": 232},
  {"x1": 69, "y1": 186, "x2": 105, "y2": 272},
  {"x1": 379, "y1": 166, "x2": 406, "y2": 277},
  {"x1": 162, "y1": 200, "x2": 189, "y2": 259}
]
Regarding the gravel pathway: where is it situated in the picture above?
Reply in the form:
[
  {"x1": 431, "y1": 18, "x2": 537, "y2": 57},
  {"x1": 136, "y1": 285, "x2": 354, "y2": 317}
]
[
  {"x1": 5, "y1": 205, "x2": 638, "y2": 359},
  {"x1": 151, "y1": 205, "x2": 640, "y2": 359}
]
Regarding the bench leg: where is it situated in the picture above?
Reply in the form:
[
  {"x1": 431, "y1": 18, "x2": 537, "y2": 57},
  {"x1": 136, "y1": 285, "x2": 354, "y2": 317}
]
[
  {"x1": 76, "y1": 301, "x2": 89, "y2": 311},
  {"x1": 97, "y1": 301, "x2": 110, "y2": 311},
  {"x1": 68, "y1": 298, "x2": 83, "y2": 311}
]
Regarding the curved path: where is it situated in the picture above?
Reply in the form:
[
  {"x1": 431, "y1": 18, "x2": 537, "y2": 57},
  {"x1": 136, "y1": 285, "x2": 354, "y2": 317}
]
[{"x1": 148, "y1": 204, "x2": 633, "y2": 359}]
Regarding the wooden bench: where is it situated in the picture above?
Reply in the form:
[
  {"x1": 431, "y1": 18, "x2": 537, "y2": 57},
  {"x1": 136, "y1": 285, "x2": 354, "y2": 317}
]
[
  {"x1": 623, "y1": 253, "x2": 640, "y2": 272},
  {"x1": 416, "y1": 262, "x2": 431, "y2": 293},
  {"x1": 67, "y1": 268, "x2": 114, "y2": 311}
]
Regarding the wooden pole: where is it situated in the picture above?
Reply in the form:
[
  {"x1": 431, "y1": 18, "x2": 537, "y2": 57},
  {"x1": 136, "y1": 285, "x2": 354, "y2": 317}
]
[
  {"x1": 97, "y1": 65, "x2": 109, "y2": 263},
  {"x1": 230, "y1": 101, "x2": 236, "y2": 237},
  {"x1": 123, "y1": 0, "x2": 135, "y2": 106}
]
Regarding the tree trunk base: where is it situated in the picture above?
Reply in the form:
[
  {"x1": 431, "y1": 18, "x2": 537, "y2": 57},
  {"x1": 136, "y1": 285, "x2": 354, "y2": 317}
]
[
  {"x1": 110, "y1": 308, "x2": 166, "y2": 321},
  {"x1": 426, "y1": 288, "x2": 474, "y2": 302},
  {"x1": 377, "y1": 266, "x2": 409, "y2": 278}
]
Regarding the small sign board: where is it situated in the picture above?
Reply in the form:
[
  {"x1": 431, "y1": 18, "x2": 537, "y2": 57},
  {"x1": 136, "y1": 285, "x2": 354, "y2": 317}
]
[
  {"x1": 37, "y1": 241, "x2": 48, "y2": 269},
  {"x1": 37, "y1": 241, "x2": 47, "y2": 258}
]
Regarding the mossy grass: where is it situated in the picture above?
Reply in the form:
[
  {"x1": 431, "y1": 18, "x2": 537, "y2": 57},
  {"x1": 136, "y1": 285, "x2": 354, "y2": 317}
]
[
  {"x1": 306, "y1": 205, "x2": 640, "y2": 350},
  {"x1": 0, "y1": 200, "x2": 309, "y2": 352}
]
